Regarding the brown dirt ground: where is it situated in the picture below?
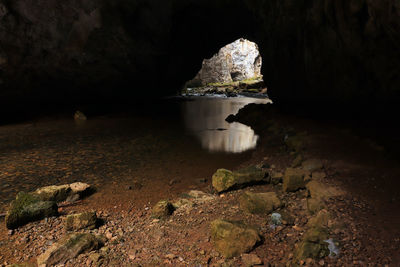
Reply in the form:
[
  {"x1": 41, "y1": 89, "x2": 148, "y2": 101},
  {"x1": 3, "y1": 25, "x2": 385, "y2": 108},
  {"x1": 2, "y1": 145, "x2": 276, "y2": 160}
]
[{"x1": 0, "y1": 107, "x2": 399, "y2": 266}]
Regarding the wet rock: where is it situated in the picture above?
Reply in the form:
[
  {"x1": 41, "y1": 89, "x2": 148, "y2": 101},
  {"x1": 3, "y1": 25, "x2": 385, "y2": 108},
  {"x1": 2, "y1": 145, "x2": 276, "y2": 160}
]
[
  {"x1": 37, "y1": 233, "x2": 104, "y2": 267},
  {"x1": 34, "y1": 185, "x2": 71, "y2": 202},
  {"x1": 239, "y1": 191, "x2": 282, "y2": 215},
  {"x1": 302, "y1": 159, "x2": 324, "y2": 172},
  {"x1": 6, "y1": 192, "x2": 58, "y2": 229},
  {"x1": 241, "y1": 253, "x2": 262, "y2": 266},
  {"x1": 211, "y1": 219, "x2": 261, "y2": 258},
  {"x1": 283, "y1": 168, "x2": 309, "y2": 192},
  {"x1": 65, "y1": 211, "x2": 98, "y2": 231},
  {"x1": 151, "y1": 200, "x2": 175, "y2": 219},
  {"x1": 212, "y1": 166, "x2": 268, "y2": 193}
]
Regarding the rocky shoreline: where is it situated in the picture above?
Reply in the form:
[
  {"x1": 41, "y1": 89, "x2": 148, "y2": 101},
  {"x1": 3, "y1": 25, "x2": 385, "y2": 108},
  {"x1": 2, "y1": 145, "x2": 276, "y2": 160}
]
[{"x1": 0, "y1": 106, "x2": 398, "y2": 266}]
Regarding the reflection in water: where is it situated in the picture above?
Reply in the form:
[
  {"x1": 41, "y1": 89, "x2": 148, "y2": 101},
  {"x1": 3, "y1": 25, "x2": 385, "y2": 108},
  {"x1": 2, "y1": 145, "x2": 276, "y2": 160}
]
[{"x1": 182, "y1": 96, "x2": 272, "y2": 153}]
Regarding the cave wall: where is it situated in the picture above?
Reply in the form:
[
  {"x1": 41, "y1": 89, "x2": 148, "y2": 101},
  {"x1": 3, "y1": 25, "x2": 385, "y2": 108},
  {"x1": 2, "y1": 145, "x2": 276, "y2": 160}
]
[{"x1": 0, "y1": 0, "x2": 399, "y2": 114}]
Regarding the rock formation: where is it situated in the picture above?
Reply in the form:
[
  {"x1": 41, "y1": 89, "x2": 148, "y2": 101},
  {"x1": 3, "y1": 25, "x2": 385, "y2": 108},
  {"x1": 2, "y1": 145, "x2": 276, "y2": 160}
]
[{"x1": 188, "y1": 38, "x2": 262, "y2": 86}]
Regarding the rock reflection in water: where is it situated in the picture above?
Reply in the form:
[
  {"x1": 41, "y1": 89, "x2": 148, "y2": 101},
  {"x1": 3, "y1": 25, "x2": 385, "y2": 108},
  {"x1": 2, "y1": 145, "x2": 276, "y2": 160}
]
[{"x1": 183, "y1": 96, "x2": 271, "y2": 153}]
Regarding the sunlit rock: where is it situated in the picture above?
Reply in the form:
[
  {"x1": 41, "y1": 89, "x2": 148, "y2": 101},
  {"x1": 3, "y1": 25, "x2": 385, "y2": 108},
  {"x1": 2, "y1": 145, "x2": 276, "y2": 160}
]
[
  {"x1": 34, "y1": 182, "x2": 93, "y2": 203},
  {"x1": 35, "y1": 185, "x2": 71, "y2": 202},
  {"x1": 190, "y1": 38, "x2": 262, "y2": 86}
]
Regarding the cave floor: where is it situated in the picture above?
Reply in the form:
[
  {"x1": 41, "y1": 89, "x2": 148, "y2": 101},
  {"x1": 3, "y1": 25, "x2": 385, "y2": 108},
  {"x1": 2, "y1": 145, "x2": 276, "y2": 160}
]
[{"x1": 0, "y1": 107, "x2": 399, "y2": 266}]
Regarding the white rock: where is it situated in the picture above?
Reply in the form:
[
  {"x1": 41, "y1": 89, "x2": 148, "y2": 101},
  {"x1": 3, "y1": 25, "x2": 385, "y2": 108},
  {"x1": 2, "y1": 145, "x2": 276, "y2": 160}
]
[{"x1": 191, "y1": 38, "x2": 262, "y2": 86}]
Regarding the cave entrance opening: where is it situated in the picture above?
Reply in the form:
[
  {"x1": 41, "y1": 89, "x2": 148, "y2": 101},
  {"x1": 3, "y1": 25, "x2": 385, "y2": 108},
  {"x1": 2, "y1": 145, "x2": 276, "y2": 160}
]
[
  {"x1": 180, "y1": 38, "x2": 271, "y2": 153},
  {"x1": 182, "y1": 38, "x2": 267, "y2": 98}
]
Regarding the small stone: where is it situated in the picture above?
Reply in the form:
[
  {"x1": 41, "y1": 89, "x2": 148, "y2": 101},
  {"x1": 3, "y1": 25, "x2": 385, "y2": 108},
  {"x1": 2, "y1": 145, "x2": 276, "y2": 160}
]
[
  {"x1": 65, "y1": 211, "x2": 98, "y2": 231},
  {"x1": 241, "y1": 253, "x2": 262, "y2": 266},
  {"x1": 165, "y1": 254, "x2": 176, "y2": 259},
  {"x1": 151, "y1": 200, "x2": 175, "y2": 219}
]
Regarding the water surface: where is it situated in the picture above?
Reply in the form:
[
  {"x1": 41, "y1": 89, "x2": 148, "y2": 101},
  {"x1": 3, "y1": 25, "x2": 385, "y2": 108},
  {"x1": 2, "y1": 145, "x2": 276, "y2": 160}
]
[{"x1": 182, "y1": 96, "x2": 271, "y2": 153}]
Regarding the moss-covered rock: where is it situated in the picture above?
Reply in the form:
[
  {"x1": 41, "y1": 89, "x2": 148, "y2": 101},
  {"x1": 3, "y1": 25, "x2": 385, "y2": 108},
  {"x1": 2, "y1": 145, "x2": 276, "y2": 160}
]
[
  {"x1": 212, "y1": 166, "x2": 268, "y2": 193},
  {"x1": 151, "y1": 200, "x2": 175, "y2": 219},
  {"x1": 65, "y1": 211, "x2": 98, "y2": 231},
  {"x1": 37, "y1": 233, "x2": 104, "y2": 267},
  {"x1": 239, "y1": 191, "x2": 282, "y2": 215},
  {"x1": 294, "y1": 226, "x2": 330, "y2": 261},
  {"x1": 34, "y1": 185, "x2": 71, "y2": 202},
  {"x1": 5, "y1": 192, "x2": 58, "y2": 229},
  {"x1": 211, "y1": 219, "x2": 261, "y2": 258},
  {"x1": 283, "y1": 168, "x2": 309, "y2": 192}
]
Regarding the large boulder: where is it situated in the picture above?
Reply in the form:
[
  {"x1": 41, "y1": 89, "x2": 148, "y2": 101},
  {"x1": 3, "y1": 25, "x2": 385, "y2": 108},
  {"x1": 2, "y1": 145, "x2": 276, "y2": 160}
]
[
  {"x1": 37, "y1": 233, "x2": 104, "y2": 267},
  {"x1": 283, "y1": 168, "x2": 309, "y2": 192},
  {"x1": 65, "y1": 211, "x2": 98, "y2": 231},
  {"x1": 212, "y1": 166, "x2": 268, "y2": 193},
  {"x1": 211, "y1": 219, "x2": 261, "y2": 258},
  {"x1": 5, "y1": 192, "x2": 58, "y2": 229},
  {"x1": 239, "y1": 191, "x2": 282, "y2": 215},
  {"x1": 34, "y1": 185, "x2": 71, "y2": 202},
  {"x1": 189, "y1": 38, "x2": 262, "y2": 86},
  {"x1": 34, "y1": 182, "x2": 93, "y2": 203}
]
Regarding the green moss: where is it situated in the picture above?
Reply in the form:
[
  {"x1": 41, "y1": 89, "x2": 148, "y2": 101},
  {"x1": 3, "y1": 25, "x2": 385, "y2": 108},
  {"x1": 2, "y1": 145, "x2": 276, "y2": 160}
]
[{"x1": 6, "y1": 192, "x2": 58, "y2": 229}]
